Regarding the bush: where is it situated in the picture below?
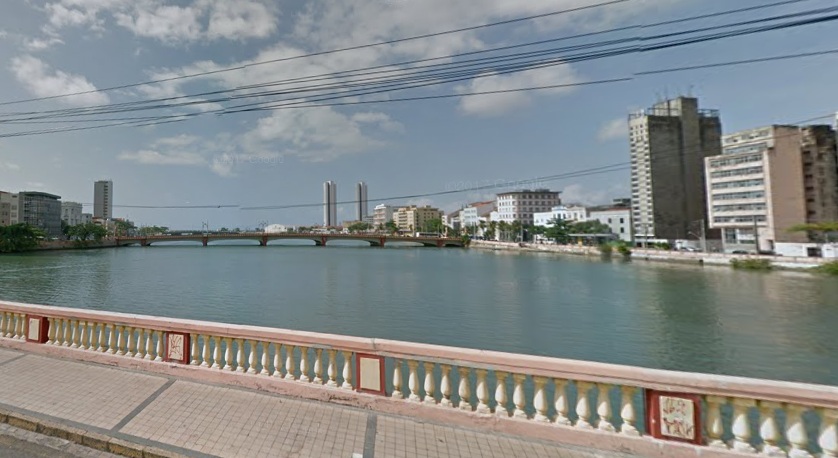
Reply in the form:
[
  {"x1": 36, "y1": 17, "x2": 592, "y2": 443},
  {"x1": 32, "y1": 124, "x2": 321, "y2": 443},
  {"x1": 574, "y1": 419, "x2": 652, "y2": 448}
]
[
  {"x1": 598, "y1": 243, "x2": 613, "y2": 256},
  {"x1": 815, "y1": 261, "x2": 838, "y2": 275},
  {"x1": 617, "y1": 244, "x2": 632, "y2": 257},
  {"x1": 731, "y1": 258, "x2": 773, "y2": 270}
]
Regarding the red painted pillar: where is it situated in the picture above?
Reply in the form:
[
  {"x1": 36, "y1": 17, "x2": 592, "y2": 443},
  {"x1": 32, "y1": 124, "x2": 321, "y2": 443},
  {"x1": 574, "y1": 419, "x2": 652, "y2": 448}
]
[
  {"x1": 437, "y1": 240, "x2": 444, "y2": 248},
  {"x1": 141, "y1": 239, "x2": 149, "y2": 247},
  {"x1": 321, "y1": 236, "x2": 327, "y2": 246},
  {"x1": 202, "y1": 237, "x2": 208, "y2": 247},
  {"x1": 260, "y1": 236, "x2": 268, "y2": 246},
  {"x1": 379, "y1": 237, "x2": 386, "y2": 247}
]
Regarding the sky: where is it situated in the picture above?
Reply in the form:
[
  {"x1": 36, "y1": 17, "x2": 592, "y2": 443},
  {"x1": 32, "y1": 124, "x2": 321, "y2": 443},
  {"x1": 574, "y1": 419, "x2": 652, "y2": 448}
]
[{"x1": 0, "y1": 0, "x2": 837, "y2": 229}]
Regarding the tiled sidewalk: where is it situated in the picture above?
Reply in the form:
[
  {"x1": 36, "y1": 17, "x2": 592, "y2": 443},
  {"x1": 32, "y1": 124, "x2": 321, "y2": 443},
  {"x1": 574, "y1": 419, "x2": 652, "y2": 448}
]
[{"x1": 0, "y1": 347, "x2": 635, "y2": 458}]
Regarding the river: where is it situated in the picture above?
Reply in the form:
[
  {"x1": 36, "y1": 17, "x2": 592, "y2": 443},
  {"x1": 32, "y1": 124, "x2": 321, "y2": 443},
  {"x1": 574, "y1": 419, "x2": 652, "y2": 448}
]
[{"x1": 1, "y1": 243, "x2": 836, "y2": 385}]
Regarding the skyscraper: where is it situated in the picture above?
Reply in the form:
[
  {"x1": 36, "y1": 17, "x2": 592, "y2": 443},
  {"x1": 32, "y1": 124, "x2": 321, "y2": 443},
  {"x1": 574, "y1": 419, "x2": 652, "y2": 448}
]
[
  {"x1": 629, "y1": 97, "x2": 722, "y2": 242},
  {"x1": 94, "y1": 180, "x2": 113, "y2": 220},
  {"x1": 323, "y1": 181, "x2": 337, "y2": 227},
  {"x1": 356, "y1": 182, "x2": 368, "y2": 221}
]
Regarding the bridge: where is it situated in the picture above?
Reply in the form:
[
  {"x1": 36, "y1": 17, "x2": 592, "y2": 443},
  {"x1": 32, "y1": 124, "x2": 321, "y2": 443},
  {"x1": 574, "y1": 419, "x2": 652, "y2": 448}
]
[{"x1": 115, "y1": 232, "x2": 465, "y2": 247}]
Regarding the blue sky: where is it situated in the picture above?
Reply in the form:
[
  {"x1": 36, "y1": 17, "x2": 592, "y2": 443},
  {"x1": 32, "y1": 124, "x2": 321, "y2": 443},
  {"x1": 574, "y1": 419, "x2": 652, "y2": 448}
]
[{"x1": 1, "y1": 0, "x2": 837, "y2": 229}]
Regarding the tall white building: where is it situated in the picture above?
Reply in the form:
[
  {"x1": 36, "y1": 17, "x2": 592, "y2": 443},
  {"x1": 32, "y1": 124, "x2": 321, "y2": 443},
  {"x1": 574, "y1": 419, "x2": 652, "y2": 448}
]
[
  {"x1": 495, "y1": 189, "x2": 560, "y2": 225},
  {"x1": 0, "y1": 191, "x2": 20, "y2": 225},
  {"x1": 373, "y1": 204, "x2": 393, "y2": 229},
  {"x1": 459, "y1": 201, "x2": 495, "y2": 228},
  {"x1": 589, "y1": 207, "x2": 633, "y2": 242},
  {"x1": 356, "y1": 182, "x2": 368, "y2": 221},
  {"x1": 61, "y1": 201, "x2": 84, "y2": 226},
  {"x1": 93, "y1": 180, "x2": 113, "y2": 220},
  {"x1": 323, "y1": 181, "x2": 337, "y2": 227}
]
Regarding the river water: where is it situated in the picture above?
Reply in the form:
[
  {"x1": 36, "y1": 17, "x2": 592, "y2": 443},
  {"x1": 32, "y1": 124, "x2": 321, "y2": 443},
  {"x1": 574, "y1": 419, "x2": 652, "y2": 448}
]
[{"x1": 1, "y1": 243, "x2": 836, "y2": 385}]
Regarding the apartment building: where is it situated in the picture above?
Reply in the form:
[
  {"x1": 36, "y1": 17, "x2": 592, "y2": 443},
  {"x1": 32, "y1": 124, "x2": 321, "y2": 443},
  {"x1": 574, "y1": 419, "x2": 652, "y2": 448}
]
[
  {"x1": 392, "y1": 205, "x2": 443, "y2": 232},
  {"x1": 495, "y1": 189, "x2": 561, "y2": 225}
]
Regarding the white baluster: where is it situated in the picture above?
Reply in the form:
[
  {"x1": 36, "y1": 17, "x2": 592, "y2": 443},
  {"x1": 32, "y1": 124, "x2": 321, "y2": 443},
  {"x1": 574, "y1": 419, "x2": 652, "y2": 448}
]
[
  {"x1": 422, "y1": 362, "x2": 436, "y2": 405},
  {"x1": 313, "y1": 349, "x2": 324, "y2": 384},
  {"x1": 115, "y1": 325, "x2": 125, "y2": 355},
  {"x1": 154, "y1": 330, "x2": 163, "y2": 362},
  {"x1": 13, "y1": 314, "x2": 23, "y2": 339},
  {"x1": 554, "y1": 379, "x2": 572, "y2": 426},
  {"x1": 575, "y1": 382, "x2": 593, "y2": 429},
  {"x1": 62, "y1": 318, "x2": 72, "y2": 346},
  {"x1": 534, "y1": 376, "x2": 549, "y2": 422},
  {"x1": 597, "y1": 384, "x2": 615, "y2": 432},
  {"x1": 326, "y1": 350, "x2": 338, "y2": 387},
  {"x1": 272, "y1": 343, "x2": 282, "y2": 377},
  {"x1": 46, "y1": 318, "x2": 55, "y2": 344},
  {"x1": 439, "y1": 365, "x2": 452, "y2": 407},
  {"x1": 787, "y1": 405, "x2": 813, "y2": 458},
  {"x1": 85, "y1": 322, "x2": 96, "y2": 351},
  {"x1": 284, "y1": 345, "x2": 296, "y2": 380},
  {"x1": 758, "y1": 401, "x2": 785, "y2": 457},
  {"x1": 407, "y1": 361, "x2": 421, "y2": 401},
  {"x1": 732, "y1": 398, "x2": 757, "y2": 453},
  {"x1": 0, "y1": 313, "x2": 6, "y2": 337},
  {"x1": 494, "y1": 371, "x2": 509, "y2": 416},
  {"x1": 107, "y1": 324, "x2": 117, "y2": 354},
  {"x1": 819, "y1": 409, "x2": 838, "y2": 458},
  {"x1": 143, "y1": 330, "x2": 153, "y2": 360},
  {"x1": 340, "y1": 351, "x2": 353, "y2": 390},
  {"x1": 70, "y1": 320, "x2": 80, "y2": 348},
  {"x1": 223, "y1": 338, "x2": 233, "y2": 371},
  {"x1": 80, "y1": 321, "x2": 91, "y2": 350},
  {"x1": 391, "y1": 359, "x2": 404, "y2": 399},
  {"x1": 236, "y1": 339, "x2": 246, "y2": 373},
  {"x1": 247, "y1": 340, "x2": 258, "y2": 374},
  {"x1": 706, "y1": 395, "x2": 728, "y2": 448},
  {"x1": 512, "y1": 374, "x2": 527, "y2": 419},
  {"x1": 93, "y1": 323, "x2": 103, "y2": 352},
  {"x1": 200, "y1": 335, "x2": 211, "y2": 368},
  {"x1": 134, "y1": 329, "x2": 145, "y2": 359},
  {"x1": 125, "y1": 326, "x2": 135, "y2": 356},
  {"x1": 620, "y1": 386, "x2": 639, "y2": 436},
  {"x1": 212, "y1": 336, "x2": 222, "y2": 369},
  {"x1": 458, "y1": 367, "x2": 472, "y2": 411},
  {"x1": 260, "y1": 342, "x2": 270, "y2": 376},
  {"x1": 190, "y1": 334, "x2": 199, "y2": 365},
  {"x1": 299, "y1": 347, "x2": 310, "y2": 382},
  {"x1": 475, "y1": 369, "x2": 490, "y2": 414}
]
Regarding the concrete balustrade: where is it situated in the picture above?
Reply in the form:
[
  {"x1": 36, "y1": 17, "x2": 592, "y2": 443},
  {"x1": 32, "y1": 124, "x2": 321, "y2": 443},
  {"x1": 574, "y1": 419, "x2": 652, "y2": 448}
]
[{"x1": 1, "y1": 300, "x2": 837, "y2": 458}]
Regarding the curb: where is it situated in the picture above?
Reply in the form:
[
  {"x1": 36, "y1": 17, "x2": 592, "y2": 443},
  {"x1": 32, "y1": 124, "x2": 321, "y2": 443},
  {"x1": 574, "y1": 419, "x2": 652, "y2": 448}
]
[{"x1": 0, "y1": 408, "x2": 184, "y2": 458}]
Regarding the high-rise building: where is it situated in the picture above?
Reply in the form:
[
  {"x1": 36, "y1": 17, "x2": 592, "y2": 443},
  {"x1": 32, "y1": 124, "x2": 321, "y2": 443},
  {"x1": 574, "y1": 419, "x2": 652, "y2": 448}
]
[
  {"x1": 61, "y1": 202, "x2": 84, "y2": 226},
  {"x1": 495, "y1": 189, "x2": 561, "y2": 225},
  {"x1": 94, "y1": 180, "x2": 113, "y2": 220},
  {"x1": 629, "y1": 96, "x2": 722, "y2": 242},
  {"x1": 707, "y1": 125, "x2": 838, "y2": 253},
  {"x1": 356, "y1": 182, "x2": 368, "y2": 221},
  {"x1": 19, "y1": 191, "x2": 62, "y2": 238},
  {"x1": 323, "y1": 181, "x2": 337, "y2": 227},
  {"x1": 373, "y1": 204, "x2": 394, "y2": 229},
  {"x1": 0, "y1": 191, "x2": 20, "y2": 226},
  {"x1": 392, "y1": 205, "x2": 443, "y2": 233}
]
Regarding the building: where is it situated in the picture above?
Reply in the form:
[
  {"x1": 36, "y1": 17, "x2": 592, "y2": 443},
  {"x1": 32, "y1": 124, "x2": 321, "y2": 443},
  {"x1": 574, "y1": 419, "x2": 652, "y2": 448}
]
[
  {"x1": 459, "y1": 201, "x2": 495, "y2": 229},
  {"x1": 707, "y1": 125, "x2": 838, "y2": 253},
  {"x1": 61, "y1": 201, "x2": 84, "y2": 226},
  {"x1": 495, "y1": 189, "x2": 561, "y2": 225},
  {"x1": 533, "y1": 205, "x2": 588, "y2": 227},
  {"x1": 355, "y1": 182, "x2": 368, "y2": 221},
  {"x1": 323, "y1": 181, "x2": 337, "y2": 227},
  {"x1": 93, "y1": 180, "x2": 113, "y2": 220},
  {"x1": 373, "y1": 204, "x2": 394, "y2": 229},
  {"x1": 264, "y1": 224, "x2": 291, "y2": 233},
  {"x1": 392, "y1": 205, "x2": 443, "y2": 233},
  {"x1": 629, "y1": 97, "x2": 721, "y2": 242},
  {"x1": 81, "y1": 213, "x2": 93, "y2": 224},
  {"x1": 590, "y1": 207, "x2": 633, "y2": 242},
  {"x1": 19, "y1": 191, "x2": 62, "y2": 238},
  {"x1": 0, "y1": 191, "x2": 20, "y2": 226}
]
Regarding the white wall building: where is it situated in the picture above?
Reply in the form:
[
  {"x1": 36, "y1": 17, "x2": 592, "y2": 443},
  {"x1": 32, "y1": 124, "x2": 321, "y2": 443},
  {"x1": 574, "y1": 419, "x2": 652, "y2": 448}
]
[
  {"x1": 496, "y1": 189, "x2": 561, "y2": 225},
  {"x1": 590, "y1": 207, "x2": 633, "y2": 242},
  {"x1": 460, "y1": 201, "x2": 495, "y2": 229},
  {"x1": 373, "y1": 204, "x2": 394, "y2": 229},
  {"x1": 533, "y1": 205, "x2": 588, "y2": 227},
  {"x1": 0, "y1": 191, "x2": 20, "y2": 225},
  {"x1": 264, "y1": 224, "x2": 291, "y2": 233},
  {"x1": 61, "y1": 201, "x2": 84, "y2": 226}
]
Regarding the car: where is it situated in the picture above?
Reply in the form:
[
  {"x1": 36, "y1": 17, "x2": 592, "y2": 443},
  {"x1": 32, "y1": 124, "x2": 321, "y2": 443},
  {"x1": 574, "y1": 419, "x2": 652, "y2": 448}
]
[{"x1": 731, "y1": 250, "x2": 748, "y2": 255}]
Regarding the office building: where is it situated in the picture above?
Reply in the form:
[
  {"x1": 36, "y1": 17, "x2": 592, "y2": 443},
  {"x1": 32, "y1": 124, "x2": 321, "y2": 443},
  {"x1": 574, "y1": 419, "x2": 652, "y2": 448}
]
[
  {"x1": 459, "y1": 201, "x2": 496, "y2": 229},
  {"x1": 707, "y1": 125, "x2": 838, "y2": 252},
  {"x1": 373, "y1": 204, "x2": 394, "y2": 229},
  {"x1": 629, "y1": 97, "x2": 722, "y2": 242},
  {"x1": 61, "y1": 201, "x2": 84, "y2": 226},
  {"x1": 19, "y1": 191, "x2": 62, "y2": 238},
  {"x1": 356, "y1": 182, "x2": 368, "y2": 221},
  {"x1": 392, "y1": 205, "x2": 443, "y2": 233},
  {"x1": 0, "y1": 191, "x2": 20, "y2": 226},
  {"x1": 323, "y1": 181, "x2": 337, "y2": 227},
  {"x1": 590, "y1": 207, "x2": 633, "y2": 242},
  {"x1": 495, "y1": 189, "x2": 561, "y2": 225},
  {"x1": 94, "y1": 180, "x2": 113, "y2": 220},
  {"x1": 533, "y1": 205, "x2": 588, "y2": 227},
  {"x1": 81, "y1": 213, "x2": 93, "y2": 224}
]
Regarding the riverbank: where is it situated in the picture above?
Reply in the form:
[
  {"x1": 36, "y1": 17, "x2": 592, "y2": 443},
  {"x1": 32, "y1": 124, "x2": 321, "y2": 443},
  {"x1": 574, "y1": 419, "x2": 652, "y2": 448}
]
[
  {"x1": 32, "y1": 240, "x2": 118, "y2": 251},
  {"x1": 470, "y1": 240, "x2": 829, "y2": 271}
]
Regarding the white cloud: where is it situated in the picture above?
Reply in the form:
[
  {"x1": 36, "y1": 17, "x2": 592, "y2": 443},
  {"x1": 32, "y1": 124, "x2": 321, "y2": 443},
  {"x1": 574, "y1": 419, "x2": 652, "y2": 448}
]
[
  {"x1": 24, "y1": 36, "x2": 65, "y2": 51},
  {"x1": 204, "y1": 0, "x2": 277, "y2": 41},
  {"x1": 597, "y1": 117, "x2": 628, "y2": 142},
  {"x1": 352, "y1": 112, "x2": 405, "y2": 133},
  {"x1": 114, "y1": 4, "x2": 203, "y2": 42},
  {"x1": 0, "y1": 162, "x2": 21, "y2": 171},
  {"x1": 9, "y1": 55, "x2": 109, "y2": 106},
  {"x1": 118, "y1": 149, "x2": 206, "y2": 166}
]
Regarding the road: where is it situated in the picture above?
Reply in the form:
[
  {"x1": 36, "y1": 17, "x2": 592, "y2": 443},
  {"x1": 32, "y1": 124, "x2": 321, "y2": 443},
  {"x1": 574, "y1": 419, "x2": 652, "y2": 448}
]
[{"x1": 0, "y1": 423, "x2": 116, "y2": 458}]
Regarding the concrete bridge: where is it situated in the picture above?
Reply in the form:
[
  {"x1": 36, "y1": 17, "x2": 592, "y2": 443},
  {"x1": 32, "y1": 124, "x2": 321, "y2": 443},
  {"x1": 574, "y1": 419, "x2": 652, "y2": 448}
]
[{"x1": 115, "y1": 232, "x2": 465, "y2": 247}]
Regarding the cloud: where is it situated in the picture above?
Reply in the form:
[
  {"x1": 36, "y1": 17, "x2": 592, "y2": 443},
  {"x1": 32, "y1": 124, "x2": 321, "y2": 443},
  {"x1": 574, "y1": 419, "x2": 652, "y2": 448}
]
[
  {"x1": 455, "y1": 65, "x2": 580, "y2": 117},
  {"x1": 204, "y1": 0, "x2": 277, "y2": 41},
  {"x1": 118, "y1": 149, "x2": 206, "y2": 166},
  {"x1": 24, "y1": 36, "x2": 65, "y2": 51},
  {"x1": 9, "y1": 55, "x2": 109, "y2": 106},
  {"x1": 597, "y1": 117, "x2": 628, "y2": 142},
  {"x1": 0, "y1": 162, "x2": 21, "y2": 171},
  {"x1": 114, "y1": 4, "x2": 203, "y2": 42}
]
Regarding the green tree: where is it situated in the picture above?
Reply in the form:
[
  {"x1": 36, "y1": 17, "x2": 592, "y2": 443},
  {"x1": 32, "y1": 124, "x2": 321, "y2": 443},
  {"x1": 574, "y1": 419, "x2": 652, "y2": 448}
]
[
  {"x1": 570, "y1": 220, "x2": 612, "y2": 234},
  {"x1": 68, "y1": 223, "x2": 108, "y2": 246},
  {"x1": 485, "y1": 221, "x2": 497, "y2": 240},
  {"x1": 348, "y1": 222, "x2": 372, "y2": 233},
  {"x1": 113, "y1": 220, "x2": 135, "y2": 237},
  {"x1": 0, "y1": 224, "x2": 45, "y2": 253},
  {"x1": 788, "y1": 222, "x2": 838, "y2": 242},
  {"x1": 544, "y1": 217, "x2": 572, "y2": 244},
  {"x1": 384, "y1": 220, "x2": 398, "y2": 234},
  {"x1": 510, "y1": 220, "x2": 523, "y2": 241},
  {"x1": 498, "y1": 221, "x2": 510, "y2": 241},
  {"x1": 60, "y1": 220, "x2": 71, "y2": 240}
]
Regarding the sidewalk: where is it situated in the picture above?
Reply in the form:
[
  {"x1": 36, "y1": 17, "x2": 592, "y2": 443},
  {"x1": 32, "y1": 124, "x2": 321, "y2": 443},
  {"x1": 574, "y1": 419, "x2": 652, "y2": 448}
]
[{"x1": 0, "y1": 347, "x2": 636, "y2": 458}]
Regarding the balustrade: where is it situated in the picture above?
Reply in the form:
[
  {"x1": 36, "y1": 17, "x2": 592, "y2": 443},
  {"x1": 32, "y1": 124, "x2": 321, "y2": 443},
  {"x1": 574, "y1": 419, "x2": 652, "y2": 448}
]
[{"x1": 2, "y1": 301, "x2": 838, "y2": 458}]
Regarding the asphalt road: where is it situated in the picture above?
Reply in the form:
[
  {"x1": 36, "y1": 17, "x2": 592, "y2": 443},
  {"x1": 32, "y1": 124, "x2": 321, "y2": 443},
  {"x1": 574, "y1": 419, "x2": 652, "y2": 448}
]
[{"x1": 0, "y1": 424, "x2": 117, "y2": 458}]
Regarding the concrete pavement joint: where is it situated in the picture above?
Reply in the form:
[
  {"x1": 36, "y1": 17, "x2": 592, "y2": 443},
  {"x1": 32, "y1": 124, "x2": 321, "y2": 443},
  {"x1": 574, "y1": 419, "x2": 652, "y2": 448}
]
[
  {"x1": 363, "y1": 413, "x2": 377, "y2": 458},
  {"x1": 0, "y1": 354, "x2": 26, "y2": 367},
  {"x1": 111, "y1": 379, "x2": 176, "y2": 433}
]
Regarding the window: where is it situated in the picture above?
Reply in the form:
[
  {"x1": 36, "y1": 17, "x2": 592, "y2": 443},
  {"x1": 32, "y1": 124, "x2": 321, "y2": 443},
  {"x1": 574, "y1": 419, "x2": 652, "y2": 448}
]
[{"x1": 620, "y1": 218, "x2": 624, "y2": 224}]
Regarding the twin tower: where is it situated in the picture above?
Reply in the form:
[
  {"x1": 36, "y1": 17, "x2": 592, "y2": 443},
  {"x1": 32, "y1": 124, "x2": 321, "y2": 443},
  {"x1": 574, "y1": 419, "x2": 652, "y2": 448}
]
[{"x1": 323, "y1": 181, "x2": 368, "y2": 227}]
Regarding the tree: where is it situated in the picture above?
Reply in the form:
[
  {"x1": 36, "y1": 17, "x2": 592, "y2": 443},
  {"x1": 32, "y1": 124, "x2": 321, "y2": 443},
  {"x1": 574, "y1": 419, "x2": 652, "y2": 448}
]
[
  {"x1": 478, "y1": 220, "x2": 487, "y2": 236},
  {"x1": 113, "y1": 220, "x2": 135, "y2": 237},
  {"x1": 544, "y1": 217, "x2": 572, "y2": 244},
  {"x1": 348, "y1": 222, "x2": 372, "y2": 233},
  {"x1": 497, "y1": 221, "x2": 510, "y2": 241},
  {"x1": 485, "y1": 221, "x2": 497, "y2": 241},
  {"x1": 385, "y1": 220, "x2": 398, "y2": 234},
  {"x1": 510, "y1": 220, "x2": 522, "y2": 241},
  {"x1": 60, "y1": 220, "x2": 71, "y2": 240},
  {"x1": 219, "y1": 227, "x2": 230, "y2": 233},
  {"x1": 0, "y1": 224, "x2": 45, "y2": 253},
  {"x1": 68, "y1": 223, "x2": 108, "y2": 246},
  {"x1": 570, "y1": 220, "x2": 612, "y2": 234},
  {"x1": 424, "y1": 218, "x2": 444, "y2": 234},
  {"x1": 789, "y1": 222, "x2": 838, "y2": 242}
]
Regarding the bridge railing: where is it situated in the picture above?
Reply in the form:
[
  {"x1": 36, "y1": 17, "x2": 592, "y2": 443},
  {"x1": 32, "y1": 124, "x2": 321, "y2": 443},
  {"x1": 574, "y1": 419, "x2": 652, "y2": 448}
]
[{"x1": 0, "y1": 300, "x2": 836, "y2": 457}]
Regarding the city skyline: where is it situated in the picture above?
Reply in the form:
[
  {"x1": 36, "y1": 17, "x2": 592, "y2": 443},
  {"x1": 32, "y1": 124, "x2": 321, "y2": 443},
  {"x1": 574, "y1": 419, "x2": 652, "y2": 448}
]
[{"x1": 0, "y1": 0, "x2": 837, "y2": 228}]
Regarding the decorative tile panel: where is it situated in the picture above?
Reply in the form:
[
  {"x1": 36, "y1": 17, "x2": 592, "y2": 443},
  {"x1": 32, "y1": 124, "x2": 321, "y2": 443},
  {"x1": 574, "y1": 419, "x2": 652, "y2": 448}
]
[
  {"x1": 164, "y1": 332, "x2": 190, "y2": 364},
  {"x1": 355, "y1": 353, "x2": 385, "y2": 395},
  {"x1": 646, "y1": 391, "x2": 702, "y2": 445}
]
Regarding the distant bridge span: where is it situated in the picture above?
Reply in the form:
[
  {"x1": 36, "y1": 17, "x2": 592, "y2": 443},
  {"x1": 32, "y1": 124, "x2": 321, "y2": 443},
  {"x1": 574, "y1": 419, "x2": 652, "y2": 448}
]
[{"x1": 115, "y1": 232, "x2": 465, "y2": 248}]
